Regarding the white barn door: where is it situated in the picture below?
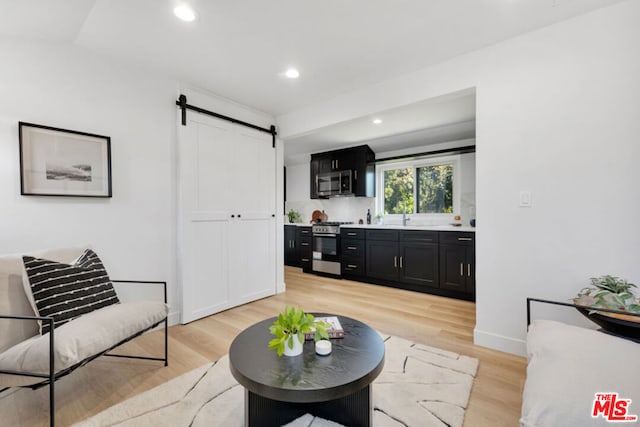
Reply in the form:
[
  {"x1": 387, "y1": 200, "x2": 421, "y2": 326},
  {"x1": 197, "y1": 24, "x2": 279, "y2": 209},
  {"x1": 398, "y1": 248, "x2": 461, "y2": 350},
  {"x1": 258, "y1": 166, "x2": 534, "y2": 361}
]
[{"x1": 178, "y1": 112, "x2": 276, "y2": 324}]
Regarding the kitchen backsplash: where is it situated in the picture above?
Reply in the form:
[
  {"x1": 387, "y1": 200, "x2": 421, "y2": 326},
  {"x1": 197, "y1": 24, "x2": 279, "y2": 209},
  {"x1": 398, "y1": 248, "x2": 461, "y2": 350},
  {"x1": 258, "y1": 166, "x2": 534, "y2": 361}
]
[
  {"x1": 286, "y1": 196, "x2": 476, "y2": 227},
  {"x1": 286, "y1": 197, "x2": 375, "y2": 225}
]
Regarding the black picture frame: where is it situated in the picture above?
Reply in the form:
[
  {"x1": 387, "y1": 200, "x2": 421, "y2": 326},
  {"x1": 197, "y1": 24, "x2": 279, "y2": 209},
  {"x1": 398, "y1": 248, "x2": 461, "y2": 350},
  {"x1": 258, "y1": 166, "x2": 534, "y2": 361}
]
[{"x1": 19, "y1": 122, "x2": 112, "y2": 198}]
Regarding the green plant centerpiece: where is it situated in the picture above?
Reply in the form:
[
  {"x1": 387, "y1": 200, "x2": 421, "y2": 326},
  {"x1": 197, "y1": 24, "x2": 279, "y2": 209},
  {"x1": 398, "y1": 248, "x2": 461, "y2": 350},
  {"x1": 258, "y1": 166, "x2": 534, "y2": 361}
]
[
  {"x1": 574, "y1": 275, "x2": 640, "y2": 320},
  {"x1": 287, "y1": 209, "x2": 302, "y2": 223},
  {"x1": 268, "y1": 306, "x2": 330, "y2": 356}
]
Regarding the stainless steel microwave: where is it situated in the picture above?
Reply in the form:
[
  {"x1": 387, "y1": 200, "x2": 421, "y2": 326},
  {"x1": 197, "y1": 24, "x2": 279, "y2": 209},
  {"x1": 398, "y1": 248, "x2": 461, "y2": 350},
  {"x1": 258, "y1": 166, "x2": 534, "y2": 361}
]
[{"x1": 317, "y1": 170, "x2": 353, "y2": 197}]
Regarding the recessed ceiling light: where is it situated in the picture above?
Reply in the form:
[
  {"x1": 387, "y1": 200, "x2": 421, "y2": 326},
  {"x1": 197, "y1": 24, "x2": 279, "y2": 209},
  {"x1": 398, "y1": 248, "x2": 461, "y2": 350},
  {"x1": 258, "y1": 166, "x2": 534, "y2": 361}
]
[
  {"x1": 285, "y1": 68, "x2": 300, "y2": 79},
  {"x1": 372, "y1": 118, "x2": 382, "y2": 125},
  {"x1": 174, "y1": 4, "x2": 196, "y2": 22}
]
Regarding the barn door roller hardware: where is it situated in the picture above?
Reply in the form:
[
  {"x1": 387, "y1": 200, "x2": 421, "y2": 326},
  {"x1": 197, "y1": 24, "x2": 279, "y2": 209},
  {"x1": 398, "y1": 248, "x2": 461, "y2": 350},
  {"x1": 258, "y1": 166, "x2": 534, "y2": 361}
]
[{"x1": 176, "y1": 94, "x2": 277, "y2": 148}]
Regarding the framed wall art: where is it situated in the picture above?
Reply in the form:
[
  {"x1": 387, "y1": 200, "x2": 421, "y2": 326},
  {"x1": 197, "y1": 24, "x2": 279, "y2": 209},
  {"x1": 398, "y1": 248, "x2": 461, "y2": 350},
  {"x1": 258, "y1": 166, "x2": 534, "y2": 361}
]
[{"x1": 19, "y1": 122, "x2": 112, "y2": 197}]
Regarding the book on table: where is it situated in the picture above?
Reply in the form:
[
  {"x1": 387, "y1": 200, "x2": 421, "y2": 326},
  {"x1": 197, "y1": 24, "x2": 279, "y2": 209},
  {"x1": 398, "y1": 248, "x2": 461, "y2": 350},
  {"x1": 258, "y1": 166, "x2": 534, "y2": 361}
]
[{"x1": 304, "y1": 316, "x2": 344, "y2": 340}]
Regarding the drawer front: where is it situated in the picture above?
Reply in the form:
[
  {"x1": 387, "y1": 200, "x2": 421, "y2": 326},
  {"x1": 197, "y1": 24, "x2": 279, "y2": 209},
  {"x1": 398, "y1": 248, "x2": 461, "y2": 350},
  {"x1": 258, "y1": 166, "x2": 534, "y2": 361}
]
[
  {"x1": 297, "y1": 227, "x2": 312, "y2": 237},
  {"x1": 341, "y1": 228, "x2": 365, "y2": 240},
  {"x1": 342, "y1": 257, "x2": 365, "y2": 276},
  {"x1": 298, "y1": 237, "x2": 312, "y2": 248},
  {"x1": 342, "y1": 239, "x2": 365, "y2": 257},
  {"x1": 439, "y1": 231, "x2": 475, "y2": 246},
  {"x1": 399, "y1": 230, "x2": 439, "y2": 243},
  {"x1": 366, "y1": 229, "x2": 399, "y2": 242}
]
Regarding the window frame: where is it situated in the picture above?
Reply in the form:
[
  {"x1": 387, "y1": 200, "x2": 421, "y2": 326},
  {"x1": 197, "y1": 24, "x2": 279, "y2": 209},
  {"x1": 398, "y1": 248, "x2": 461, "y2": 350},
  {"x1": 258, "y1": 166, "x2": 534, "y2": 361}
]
[{"x1": 376, "y1": 155, "x2": 461, "y2": 220}]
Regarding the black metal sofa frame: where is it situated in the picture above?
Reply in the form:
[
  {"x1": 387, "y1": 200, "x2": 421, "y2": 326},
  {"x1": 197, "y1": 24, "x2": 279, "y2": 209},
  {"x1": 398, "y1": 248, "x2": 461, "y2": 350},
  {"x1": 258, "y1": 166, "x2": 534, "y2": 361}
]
[{"x1": 0, "y1": 280, "x2": 169, "y2": 427}]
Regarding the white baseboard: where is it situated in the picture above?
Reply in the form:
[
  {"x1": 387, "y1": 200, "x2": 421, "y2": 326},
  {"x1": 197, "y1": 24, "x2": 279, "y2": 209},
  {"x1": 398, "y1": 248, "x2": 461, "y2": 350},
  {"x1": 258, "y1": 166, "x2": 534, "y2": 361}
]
[
  {"x1": 473, "y1": 328, "x2": 527, "y2": 357},
  {"x1": 168, "y1": 310, "x2": 181, "y2": 327}
]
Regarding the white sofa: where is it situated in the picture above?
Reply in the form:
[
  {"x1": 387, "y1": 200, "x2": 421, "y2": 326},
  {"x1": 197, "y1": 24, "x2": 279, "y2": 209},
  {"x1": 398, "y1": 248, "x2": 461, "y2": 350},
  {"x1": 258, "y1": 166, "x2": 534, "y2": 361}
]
[
  {"x1": 0, "y1": 246, "x2": 168, "y2": 426},
  {"x1": 521, "y1": 319, "x2": 640, "y2": 426}
]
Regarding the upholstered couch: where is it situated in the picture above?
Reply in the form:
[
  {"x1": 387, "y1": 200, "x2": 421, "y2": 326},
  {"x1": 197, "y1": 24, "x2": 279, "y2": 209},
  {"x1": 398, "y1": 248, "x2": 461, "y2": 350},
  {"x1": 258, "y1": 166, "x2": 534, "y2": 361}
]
[
  {"x1": 0, "y1": 246, "x2": 168, "y2": 426},
  {"x1": 521, "y1": 319, "x2": 640, "y2": 426}
]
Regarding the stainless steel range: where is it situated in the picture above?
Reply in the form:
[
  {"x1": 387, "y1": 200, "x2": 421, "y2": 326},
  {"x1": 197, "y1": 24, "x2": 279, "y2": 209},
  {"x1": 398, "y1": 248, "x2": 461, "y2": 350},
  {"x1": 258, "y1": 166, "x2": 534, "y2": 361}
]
[{"x1": 311, "y1": 222, "x2": 353, "y2": 276}]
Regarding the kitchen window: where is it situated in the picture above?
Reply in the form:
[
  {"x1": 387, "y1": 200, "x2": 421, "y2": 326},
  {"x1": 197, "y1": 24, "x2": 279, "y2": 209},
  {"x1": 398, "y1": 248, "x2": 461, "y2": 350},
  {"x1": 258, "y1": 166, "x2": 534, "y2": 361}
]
[{"x1": 377, "y1": 156, "x2": 460, "y2": 217}]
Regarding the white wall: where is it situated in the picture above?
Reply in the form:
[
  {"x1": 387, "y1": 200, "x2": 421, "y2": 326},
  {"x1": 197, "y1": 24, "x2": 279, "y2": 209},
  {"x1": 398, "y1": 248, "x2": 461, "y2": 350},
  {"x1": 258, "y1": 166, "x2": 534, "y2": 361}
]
[
  {"x1": 0, "y1": 37, "x2": 283, "y2": 323},
  {"x1": 277, "y1": 0, "x2": 640, "y2": 355},
  {"x1": 0, "y1": 37, "x2": 180, "y2": 322}
]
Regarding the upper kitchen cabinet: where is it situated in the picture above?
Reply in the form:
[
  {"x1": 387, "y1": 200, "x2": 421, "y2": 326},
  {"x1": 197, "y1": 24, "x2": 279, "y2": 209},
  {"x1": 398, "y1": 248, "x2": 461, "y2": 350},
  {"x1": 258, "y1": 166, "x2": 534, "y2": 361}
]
[{"x1": 310, "y1": 145, "x2": 375, "y2": 199}]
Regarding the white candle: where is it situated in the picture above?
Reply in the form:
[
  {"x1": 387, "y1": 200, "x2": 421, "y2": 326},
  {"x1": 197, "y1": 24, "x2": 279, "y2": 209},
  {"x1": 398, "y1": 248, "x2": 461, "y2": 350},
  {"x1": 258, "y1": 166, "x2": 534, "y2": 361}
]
[{"x1": 315, "y1": 340, "x2": 332, "y2": 356}]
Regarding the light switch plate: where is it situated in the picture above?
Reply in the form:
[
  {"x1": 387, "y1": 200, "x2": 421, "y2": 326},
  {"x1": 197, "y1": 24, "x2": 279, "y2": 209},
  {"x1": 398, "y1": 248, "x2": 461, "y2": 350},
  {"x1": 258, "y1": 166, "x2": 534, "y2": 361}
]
[{"x1": 519, "y1": 191, "x2": 532, "y2": 207}]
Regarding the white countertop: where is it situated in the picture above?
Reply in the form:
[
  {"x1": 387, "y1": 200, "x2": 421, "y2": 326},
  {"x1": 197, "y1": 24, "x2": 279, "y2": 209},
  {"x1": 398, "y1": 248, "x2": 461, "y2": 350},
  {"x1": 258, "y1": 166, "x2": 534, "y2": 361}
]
[
  {"x1": 340, "y1": 224, "x2": 476, "y2": 232},
  {"x1": 286, "y1": 223, "x2": 475, "y2": 232}
]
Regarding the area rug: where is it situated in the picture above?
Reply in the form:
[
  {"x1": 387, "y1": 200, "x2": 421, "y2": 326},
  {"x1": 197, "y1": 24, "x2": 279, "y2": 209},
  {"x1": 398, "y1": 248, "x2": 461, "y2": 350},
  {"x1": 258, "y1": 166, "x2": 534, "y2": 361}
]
[{"x1": 73, "y1": 334, "x2": 478, "y2": 427}]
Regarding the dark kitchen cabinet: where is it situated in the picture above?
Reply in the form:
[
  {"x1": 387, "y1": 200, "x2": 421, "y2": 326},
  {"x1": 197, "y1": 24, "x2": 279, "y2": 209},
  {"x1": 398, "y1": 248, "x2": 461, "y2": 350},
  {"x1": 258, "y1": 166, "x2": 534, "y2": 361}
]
[
  {"x1": 351, "y1": 145, "x2": 375, "y2": 198},
  {"x1": 439, "y1": 232, "x2": 475, "y2": 294},
  {"x1": 310, "y1": 145, "x2": 375, "y2": 199},
  {"x1": 297, "y1": 226, "x2": 313, "y2": 272},
  {"x1": 341, "y1": 228, "x2": 366, "y2": 277},
  {"x1": 398, "y1": 231, "x2": 439, "y2": 288},
  {"x1": 284, "y1": 225, "x2": 299, "y2": 267},
  {"x1": 365, "y1": 230, "x2": 439, "y2": 288}
]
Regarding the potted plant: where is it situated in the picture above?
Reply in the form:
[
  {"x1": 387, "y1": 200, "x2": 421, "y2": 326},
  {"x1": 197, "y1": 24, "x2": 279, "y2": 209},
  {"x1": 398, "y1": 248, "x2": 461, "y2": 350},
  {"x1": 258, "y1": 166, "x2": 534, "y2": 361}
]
[
  {"x1": 574, "y1": 275, "x2": 640, "y2": 338},
  {"x1": 268, "y1": 306, "x2": 330, "y2": 356},
  {"x1": 287, "y1": 209, "x2": 302, "y2": 224}
]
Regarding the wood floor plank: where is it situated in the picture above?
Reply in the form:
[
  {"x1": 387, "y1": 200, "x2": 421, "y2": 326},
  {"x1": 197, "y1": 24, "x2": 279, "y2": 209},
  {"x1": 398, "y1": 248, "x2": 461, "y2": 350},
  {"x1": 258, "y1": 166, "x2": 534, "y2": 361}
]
[{"x1": 0, "y1": 266, "x2": 527, "y2": 426}]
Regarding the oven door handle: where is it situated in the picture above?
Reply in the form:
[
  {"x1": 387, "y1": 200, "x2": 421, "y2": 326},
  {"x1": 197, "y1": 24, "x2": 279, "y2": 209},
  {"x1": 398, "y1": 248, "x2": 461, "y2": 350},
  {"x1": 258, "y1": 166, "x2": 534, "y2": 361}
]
[{"x1": 313, "y1": 233, "x2": 338, "y2": 237}]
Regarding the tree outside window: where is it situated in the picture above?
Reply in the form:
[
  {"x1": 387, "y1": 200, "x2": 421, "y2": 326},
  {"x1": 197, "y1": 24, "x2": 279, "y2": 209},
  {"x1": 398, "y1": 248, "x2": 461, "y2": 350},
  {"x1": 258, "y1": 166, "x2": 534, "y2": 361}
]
[
  {"x1": 383, "y1": 163, "x2": 453, "y2": 214},
  {"x1": 417, "y1": 164, "x2": 453, "y2": 213},
  {"x1": 383, "y1": 168, "x2": 414, "y2": 214}
]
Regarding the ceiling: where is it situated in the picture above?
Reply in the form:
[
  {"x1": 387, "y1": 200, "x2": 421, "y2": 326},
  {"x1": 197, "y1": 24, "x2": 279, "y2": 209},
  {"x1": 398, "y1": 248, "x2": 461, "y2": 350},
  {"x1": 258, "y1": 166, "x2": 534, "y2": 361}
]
[
  {"x1": 284, "y1": 90, "x2": 477, "y2": 164},
  {"x1": 0, "y1": 0, "x2": 626, "y2": 159}
]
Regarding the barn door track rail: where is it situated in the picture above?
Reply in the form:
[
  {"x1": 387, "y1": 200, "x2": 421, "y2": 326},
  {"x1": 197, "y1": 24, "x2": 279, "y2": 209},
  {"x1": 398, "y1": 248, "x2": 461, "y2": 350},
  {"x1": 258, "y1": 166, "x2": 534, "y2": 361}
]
[{"x1": 176, "y1": 94, "x2": 277, "y2": 148}]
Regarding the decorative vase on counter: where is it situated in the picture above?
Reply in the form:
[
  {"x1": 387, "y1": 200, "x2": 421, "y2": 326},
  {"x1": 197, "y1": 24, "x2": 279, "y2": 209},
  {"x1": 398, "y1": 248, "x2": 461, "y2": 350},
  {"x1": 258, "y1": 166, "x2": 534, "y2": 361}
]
[{"x1": 283, "y1": 335, "x2": 304, "y2": 357}]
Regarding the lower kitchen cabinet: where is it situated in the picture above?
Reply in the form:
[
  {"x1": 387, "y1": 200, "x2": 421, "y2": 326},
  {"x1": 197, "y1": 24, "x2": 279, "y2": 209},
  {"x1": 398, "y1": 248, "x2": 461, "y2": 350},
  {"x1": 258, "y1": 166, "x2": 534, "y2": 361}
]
[
  {"x1": 297, "y1": 226, "x2": 313, "y2": 272},
  {"x1": 439, "y1": 232, "x2": 475, "y2": 295},
  {"x1": 365, "y1": 230, "x2": 439, "y2": 290},
  {"x1": 366, "y1": 239, "x2": 399, "y2": 281},
  {"x1": 341, "y1": 228, "x2": 366, "y2": 277},
  {"x1": 399, "y1": 242, "x2": 439, "y2": 287},
  {"x1": 284, "y1": 225, "x2": 299, "y2": 267}
]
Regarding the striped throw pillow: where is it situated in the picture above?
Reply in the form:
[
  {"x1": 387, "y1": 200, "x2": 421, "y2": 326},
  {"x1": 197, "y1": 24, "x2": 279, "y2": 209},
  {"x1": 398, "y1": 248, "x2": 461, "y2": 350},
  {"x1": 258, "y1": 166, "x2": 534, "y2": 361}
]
[{"x1": 22, "y1": 249, "x2": 120, "y2": 334}]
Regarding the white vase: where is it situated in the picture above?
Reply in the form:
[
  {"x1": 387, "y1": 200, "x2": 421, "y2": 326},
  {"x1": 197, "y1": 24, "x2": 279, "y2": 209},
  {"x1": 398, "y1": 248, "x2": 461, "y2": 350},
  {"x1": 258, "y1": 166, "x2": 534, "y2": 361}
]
[{"x1": 283, "y1": 334, "x2": 304, "y2": 356}]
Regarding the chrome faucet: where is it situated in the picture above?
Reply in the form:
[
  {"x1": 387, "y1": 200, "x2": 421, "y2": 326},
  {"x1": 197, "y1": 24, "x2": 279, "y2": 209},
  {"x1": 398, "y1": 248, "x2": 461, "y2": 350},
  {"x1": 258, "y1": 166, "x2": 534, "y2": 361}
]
[{"x1": 402, "y1": 212, "x2": 411, "y2": 226}]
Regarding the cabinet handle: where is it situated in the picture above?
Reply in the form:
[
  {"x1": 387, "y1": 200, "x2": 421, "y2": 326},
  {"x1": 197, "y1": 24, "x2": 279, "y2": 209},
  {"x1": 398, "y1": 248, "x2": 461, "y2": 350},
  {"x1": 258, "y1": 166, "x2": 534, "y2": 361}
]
[
  {"x1": 301, "y1": 242, "x2": 309, "y2": 246},
  {"x1": 231, "y1": 214, "x2": 235, "y2": 218},
  {"x1": 301, "y1": 258, "x2": 309, "y2": 262},
  {"x1": 336, "y1": 159, "x2": 339, "y2": 169},
  {"x1": 460, "y1": 263, "x2": 464, "y2": 276},
  {"x1": 347, "y1": 246, "x2": 357, "y2": 250},
  {"x1": 347, "y1": 232, "x2": 357, "y2": 236},
  {"x1": 301, "y1": 230, "x2": 309, "y2": 234},
  {"x1": 394, "y1": 256, "x2": 397, "y2": 268},
  {"x1": 458, "y1": 237, "x2": 473, "y2": 241},
  {"x1": 347, "y1": 264, "x2": 358, "y2": 269},
  {"x1": 400, "y1": 256, "x2": 403, "y2": 268},
  {"x1": 354, "y1": 170, "x2": 357, "y2": 180},
  {"x1": 468, "y1": 264, "x2": 471, "y2": 277}
]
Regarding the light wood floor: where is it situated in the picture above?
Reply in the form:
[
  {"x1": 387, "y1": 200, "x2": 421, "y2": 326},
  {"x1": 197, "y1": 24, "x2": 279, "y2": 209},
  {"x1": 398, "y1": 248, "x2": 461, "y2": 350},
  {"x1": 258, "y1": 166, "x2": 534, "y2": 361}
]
[{"x1": 0, "y1": 267, "x2": 527, "y2": 426}]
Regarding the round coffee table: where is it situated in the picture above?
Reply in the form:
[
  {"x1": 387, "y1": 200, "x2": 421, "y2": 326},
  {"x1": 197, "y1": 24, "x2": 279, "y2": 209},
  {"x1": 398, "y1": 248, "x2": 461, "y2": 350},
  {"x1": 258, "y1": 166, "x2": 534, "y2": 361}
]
[{"x1": 229, "y1": 314, "x2": 384, "y2": 427}]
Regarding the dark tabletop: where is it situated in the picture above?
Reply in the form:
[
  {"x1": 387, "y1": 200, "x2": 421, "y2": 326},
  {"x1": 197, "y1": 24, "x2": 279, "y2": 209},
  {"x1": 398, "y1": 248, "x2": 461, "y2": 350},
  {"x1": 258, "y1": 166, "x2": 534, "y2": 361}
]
[{"x1": 229, "y1": 314, "x2": 385, "y2": 403}]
